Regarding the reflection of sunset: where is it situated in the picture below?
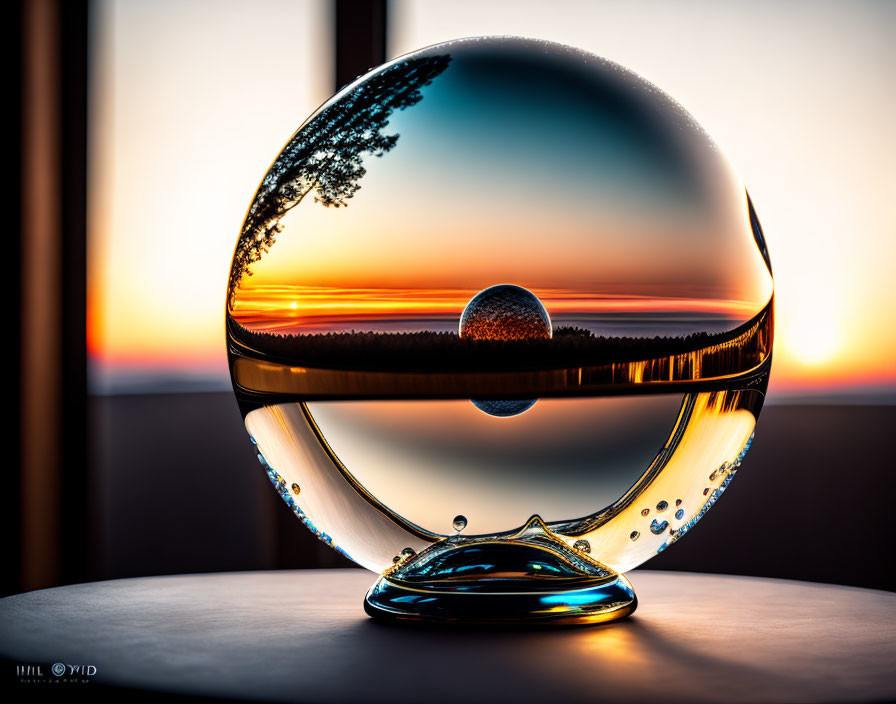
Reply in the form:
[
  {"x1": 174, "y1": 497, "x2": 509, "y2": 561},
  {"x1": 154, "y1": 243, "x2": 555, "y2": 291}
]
[{"x1": 231, "y1": 284, "x2": 763, "y2": 332}]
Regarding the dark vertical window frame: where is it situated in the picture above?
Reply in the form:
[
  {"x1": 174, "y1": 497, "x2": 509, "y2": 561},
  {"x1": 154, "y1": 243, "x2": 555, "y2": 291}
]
[
  {"x1": 334, "y1": 0, "x2": 387, "y2": 90},
  {"x1": 58, "y1": 0, "x2": 89, "y2": 588},
  {"x1": 17, "y1": 0, "x2": 88, "y2": 594},
  {"x1": 6, "y1": 0, "x2": 24, "y2": 598}
]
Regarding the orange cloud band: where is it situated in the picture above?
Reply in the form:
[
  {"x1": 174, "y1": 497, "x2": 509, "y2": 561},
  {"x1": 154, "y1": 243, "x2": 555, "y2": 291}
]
[{"x1": 231, "y1": 284, "x2": 760, "y2": 330}]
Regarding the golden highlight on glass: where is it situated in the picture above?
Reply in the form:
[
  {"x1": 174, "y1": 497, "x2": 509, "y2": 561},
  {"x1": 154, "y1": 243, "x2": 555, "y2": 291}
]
[{"x1": 227, "y1": 37, "x2": 773, "y2": 625}]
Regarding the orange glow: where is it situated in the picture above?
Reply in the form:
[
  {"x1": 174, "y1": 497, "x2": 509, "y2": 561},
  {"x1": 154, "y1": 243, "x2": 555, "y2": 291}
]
[
  {"x1": 87, "y1": 0, "x2": 331, "y2": 391},
  {"x1": 230, "y1": 284, "x2": 762, "y2": 331}
]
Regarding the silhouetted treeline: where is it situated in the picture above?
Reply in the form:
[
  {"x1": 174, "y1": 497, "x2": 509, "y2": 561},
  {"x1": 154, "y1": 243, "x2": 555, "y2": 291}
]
[
  {"x1": 228, "y1": 54, "x2": 452, "y2": 305},
  {"x1": 228, "y1": 303, "x2": 772, "y2": 375}
]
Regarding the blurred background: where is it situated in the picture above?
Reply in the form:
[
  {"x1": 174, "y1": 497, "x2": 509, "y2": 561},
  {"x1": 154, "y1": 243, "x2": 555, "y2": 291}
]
[{"x1": 11, "y1": 0, "x2": 895, "y2": 597}]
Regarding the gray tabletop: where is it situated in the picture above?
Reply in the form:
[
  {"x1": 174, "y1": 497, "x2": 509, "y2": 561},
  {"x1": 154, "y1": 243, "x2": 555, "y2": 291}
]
[{"x1": 1, "y1": 569, "x2": 894, "y2": 703}]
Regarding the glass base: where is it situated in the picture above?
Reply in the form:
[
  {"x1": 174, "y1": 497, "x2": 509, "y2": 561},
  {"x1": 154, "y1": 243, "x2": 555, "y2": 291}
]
[{"x1": 364, "y1": 516, "x2": 637, "y2": 626}]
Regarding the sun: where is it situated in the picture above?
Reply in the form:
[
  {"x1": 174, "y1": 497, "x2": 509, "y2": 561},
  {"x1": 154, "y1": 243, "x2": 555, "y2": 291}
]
[{"x1": 786, "y1": 312, "x2": 840, "y2": 366}]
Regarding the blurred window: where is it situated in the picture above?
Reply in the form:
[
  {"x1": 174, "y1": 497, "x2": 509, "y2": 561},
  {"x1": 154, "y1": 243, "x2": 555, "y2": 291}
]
[{"x1": 88, "y1": 0, "x2": 332, "y2": 394}]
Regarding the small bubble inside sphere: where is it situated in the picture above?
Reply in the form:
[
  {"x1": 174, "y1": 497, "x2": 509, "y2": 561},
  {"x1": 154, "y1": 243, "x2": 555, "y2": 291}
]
[{"x1": 459, "y1": 285, "x2": 552, "y2": 341}]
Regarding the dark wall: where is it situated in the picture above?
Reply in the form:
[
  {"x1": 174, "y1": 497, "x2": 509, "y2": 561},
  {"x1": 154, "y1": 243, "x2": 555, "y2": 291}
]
[
  {"x1": 91, "y1": 393, "x2": 350, "y2": 580},
  {"x1": 92, "y1": 393, "x2": 894, "y2": 592}
]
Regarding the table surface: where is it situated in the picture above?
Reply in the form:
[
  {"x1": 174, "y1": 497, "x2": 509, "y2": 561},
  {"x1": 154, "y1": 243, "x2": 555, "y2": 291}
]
[{"x1": 1, "y1": 570, "x2": 894, "y2": 703}]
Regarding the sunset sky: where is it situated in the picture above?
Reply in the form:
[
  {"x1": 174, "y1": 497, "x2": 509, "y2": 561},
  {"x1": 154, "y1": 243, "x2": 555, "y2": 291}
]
[
  {"x1": 231, "y1": 285, "x2": 764, "y2": 335},
  {"x1": 89, "y1": 0, "x2": 896, "y2": 398},
  {"x1": 231, "y1": 38, "x2": 773, "y2": 344}
]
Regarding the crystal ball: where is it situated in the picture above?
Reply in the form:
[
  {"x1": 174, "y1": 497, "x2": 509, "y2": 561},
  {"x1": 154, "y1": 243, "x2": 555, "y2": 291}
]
[{"x1": 226, "y1": 37, "x2": 773, "y2": 619}]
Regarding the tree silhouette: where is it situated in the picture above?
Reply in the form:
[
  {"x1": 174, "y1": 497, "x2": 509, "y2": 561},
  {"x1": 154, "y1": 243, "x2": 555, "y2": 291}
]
[
  {"x1": 227, "y1": 299, "x2": 773, "y2": 377},
  {"x1": 228, "y1": 54, "x2": 453, "y2": 306}
]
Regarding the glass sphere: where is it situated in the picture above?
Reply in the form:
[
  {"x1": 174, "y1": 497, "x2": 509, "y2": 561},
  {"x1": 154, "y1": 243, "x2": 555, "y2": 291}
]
[{"x1": 227, "y1": 38, "x2": 773, "y2": 585}]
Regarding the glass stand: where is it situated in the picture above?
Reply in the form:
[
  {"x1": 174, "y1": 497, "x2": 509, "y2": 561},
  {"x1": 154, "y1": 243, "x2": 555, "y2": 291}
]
[{"x1": 364, "y1": 516, "x2": 637, "y2": 626}]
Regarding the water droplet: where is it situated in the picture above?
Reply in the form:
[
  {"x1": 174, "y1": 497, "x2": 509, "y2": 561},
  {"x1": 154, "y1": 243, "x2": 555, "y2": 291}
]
[
  {"x1": 291, "y1": 483, "x2": 301, "y2": 495},
  {"x1": 709, "y1": 470, "x2": 717, "y2": 481},
  {"x1": 452, "y1": 515, "x2": 467, "y2": 532},
  {"x1": 675, "y1": 499, "x2": 682, "y2": 506},
  {"x1": 656, "y1": 500, "x2": 668, "y2": 512},
  {"x1": 392, "y1": 555, "x2": 401, "y2": 563},
  {"x1": 400, "y1": 547, "x2": 416, "y2": 558},
  {"x1": 703, "y1": 487, "x2": 710, "y2": 496},
  {"x1": 650, "y1": 519, "x2": 669, "y2": 535},
  {"x1": 630, "y1": 531, "x2": 640, "y2": 541},
  {"x1": 641, "y1": 508, "x2": 650, "y2": 517},
  {"x1": 573, "y1": 539, "x2": 591, "y2": 554},
  {"x1": 675, "y1": 508, "x2": 684, "y2": 520}
]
